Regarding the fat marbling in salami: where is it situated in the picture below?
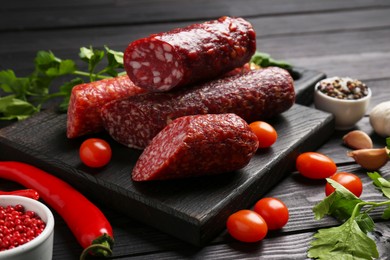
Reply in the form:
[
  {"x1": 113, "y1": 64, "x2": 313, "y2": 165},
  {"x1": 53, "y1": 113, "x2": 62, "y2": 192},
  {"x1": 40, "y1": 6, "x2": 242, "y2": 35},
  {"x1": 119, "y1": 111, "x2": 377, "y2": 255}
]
[
  {"x1": 66, "y1": 75, "x2": 146, "y2": 138},
  {"x1": 101, "y1": 67, "x2": 295, "y2": 149},
  {"x1": 132, "y1": 113, "x2": 259, "y2": 181},
  {"x1": 124, "y1": 16, "x2": 256, "y2": 92}
]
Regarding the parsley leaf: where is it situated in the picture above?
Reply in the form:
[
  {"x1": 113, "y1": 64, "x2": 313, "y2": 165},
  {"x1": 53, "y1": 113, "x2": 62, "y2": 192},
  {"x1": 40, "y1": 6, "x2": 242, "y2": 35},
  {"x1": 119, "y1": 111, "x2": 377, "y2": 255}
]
[
  {"x1": 103, "y1": 46, "x2": 125, "y2": 77},
  {"x1": 48, "y1": 78, "x2": 84, "y2": 112},
  {"x1": 250, "y1": 51, "x2": 292, "y2": 70},
  {"x1": 0, "y1": 95, "x2": 39, "y2": 120},
  {"x1": 79, "y1": 46, "x2": 105, "y2": 81},
  {"x1": 0, "y1": 46, "x2": 125, "y2": 121},
  {"x1": 382, "y1": 206, "x2": 390, "y2": 219},
  {"x1": 308, "y1": 217, "x2": 379, "y2": 260},
  {"x1": 309, "y1": 169, "x2": 390, "y2": 259},
  {"x1": 354, "y1": 213, "x2": 375, "y2": 234},
  {"x1": 313, "y1": 179, "x2": 363, "y2": 221},
  {"x1": 367, "y1": 172, "x2": 390, "y2": 199},
  {"x1": 0, "y1": 70, "x2": 30, "y2": 99}
]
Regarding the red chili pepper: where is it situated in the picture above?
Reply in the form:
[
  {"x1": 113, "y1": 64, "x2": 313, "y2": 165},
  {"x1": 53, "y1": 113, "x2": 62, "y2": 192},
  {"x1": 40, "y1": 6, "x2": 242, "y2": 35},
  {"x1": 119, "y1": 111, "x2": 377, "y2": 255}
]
[
  {"x1": 0, "y1": 188, "x2": 40, "y2": 200},
  {"x1": 0, "y1": 161, "x2": 114, "y2": 258}
]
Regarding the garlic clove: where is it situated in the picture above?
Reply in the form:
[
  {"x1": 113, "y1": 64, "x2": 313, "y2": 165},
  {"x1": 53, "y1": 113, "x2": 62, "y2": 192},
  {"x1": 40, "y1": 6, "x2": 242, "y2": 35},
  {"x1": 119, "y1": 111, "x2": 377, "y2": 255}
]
[
  {"x1": 343, "y1": 130, "x2": 373, "y2": 150},
  {"x1": 347, "y1": 147, "x2": 389, "y2": 171}
]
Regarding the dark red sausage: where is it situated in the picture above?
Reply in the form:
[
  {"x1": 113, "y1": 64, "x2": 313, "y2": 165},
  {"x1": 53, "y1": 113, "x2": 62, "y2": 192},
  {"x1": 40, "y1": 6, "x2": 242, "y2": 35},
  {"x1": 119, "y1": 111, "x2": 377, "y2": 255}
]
[
  {"x1": 101, "y1": 67, "x2": 295, "y2": 149},
  {"x1": 132, "y1": 113, "x2": 259, "y2": 181},
  {"x1": 66, "y1": 75, "x2": 146, "y2": 138},
  {"x1": 124, "y1": 16, "x2": 256, "y2": 92}
]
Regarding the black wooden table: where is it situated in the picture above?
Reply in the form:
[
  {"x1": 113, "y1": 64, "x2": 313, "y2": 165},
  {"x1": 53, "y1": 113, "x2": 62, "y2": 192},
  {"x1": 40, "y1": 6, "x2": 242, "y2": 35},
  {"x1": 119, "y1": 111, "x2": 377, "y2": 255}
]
[{"x1": 1, "y1": 1, "x2": 390, "y2": 259}]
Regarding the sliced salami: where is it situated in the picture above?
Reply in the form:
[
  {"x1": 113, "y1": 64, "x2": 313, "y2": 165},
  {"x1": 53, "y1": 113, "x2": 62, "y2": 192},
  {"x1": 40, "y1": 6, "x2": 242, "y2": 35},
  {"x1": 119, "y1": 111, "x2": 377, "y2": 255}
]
[
  {"x1": 101, "y1": 67, "x2": 295, "y2": 149},
  {"x1": 124, "y1": 16, "x2": 256, "y2": 92},
  {"x1": 66, "y1": 75, "x2": 146, "y2": 138},
  {"x1": 132, "y1": 113, "x2": 259, "y2": 181}
]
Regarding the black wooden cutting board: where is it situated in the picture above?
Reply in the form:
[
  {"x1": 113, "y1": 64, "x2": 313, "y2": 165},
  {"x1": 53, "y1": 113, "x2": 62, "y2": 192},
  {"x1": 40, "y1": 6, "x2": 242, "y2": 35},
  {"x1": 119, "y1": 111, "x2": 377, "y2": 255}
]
[{"x1": 0, "y1": 68, "x2": 333, "y2": 246}]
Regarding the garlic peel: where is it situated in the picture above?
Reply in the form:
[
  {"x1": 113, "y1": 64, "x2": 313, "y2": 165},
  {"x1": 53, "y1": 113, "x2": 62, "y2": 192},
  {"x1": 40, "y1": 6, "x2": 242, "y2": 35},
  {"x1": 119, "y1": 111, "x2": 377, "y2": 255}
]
[
  {"x1": 369, "y1": 101, "x2": 390, "y2": 137},
  {"x1": 347, "y1": 147, "x2": 389, "y2": 170}
]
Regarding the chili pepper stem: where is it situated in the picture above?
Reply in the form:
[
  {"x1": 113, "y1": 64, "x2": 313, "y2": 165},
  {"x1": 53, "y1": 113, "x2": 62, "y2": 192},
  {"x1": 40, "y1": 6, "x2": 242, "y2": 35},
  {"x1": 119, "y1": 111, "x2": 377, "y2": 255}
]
[{"x1": 79, "y1": 242, "x2": 112, "y2": 260}]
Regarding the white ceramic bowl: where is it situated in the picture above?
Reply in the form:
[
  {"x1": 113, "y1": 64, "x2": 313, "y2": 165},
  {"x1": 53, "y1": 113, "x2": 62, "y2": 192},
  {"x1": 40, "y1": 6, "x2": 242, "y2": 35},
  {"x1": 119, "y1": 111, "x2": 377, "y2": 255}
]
[
  {"x1": 0, "y1": 195, "x2": 54, "y2": 260},
  {"x1": 314, "y1": 78, "x2": 371, "y2": 130}
]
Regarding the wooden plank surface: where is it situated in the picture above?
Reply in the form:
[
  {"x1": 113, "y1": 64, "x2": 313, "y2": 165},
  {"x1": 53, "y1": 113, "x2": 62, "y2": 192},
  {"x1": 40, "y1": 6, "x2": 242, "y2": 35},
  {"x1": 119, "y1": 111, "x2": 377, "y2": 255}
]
[
  {"x1": 1, "y1": 0, "x2": 390, "y2": 31},
  {"x1": 1, "y1": 0, "x2": 390, "y2": 259}
]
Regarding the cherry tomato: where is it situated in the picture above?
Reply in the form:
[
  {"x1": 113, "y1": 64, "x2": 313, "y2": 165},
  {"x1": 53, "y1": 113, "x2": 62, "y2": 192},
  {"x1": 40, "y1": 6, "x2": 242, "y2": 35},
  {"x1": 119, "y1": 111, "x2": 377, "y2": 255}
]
[
  {"x1": 296, "y1": 152, "x2": 337, "y2": 179},
  {"x1": 226, "y1": 210, "x2": 268, "y2": 242},
  {"x1": 249, "y1": 121, "x2": 278, "y2": 148},
  {"x1": 79, "y1": 138, "x2": 112, "y2": 168},
  {"x1": 253, "y1": 197, "x2": 289, "y2": 230},
  {"x1": 325, "y1": 172, "x2": 363, "y2": 197}
]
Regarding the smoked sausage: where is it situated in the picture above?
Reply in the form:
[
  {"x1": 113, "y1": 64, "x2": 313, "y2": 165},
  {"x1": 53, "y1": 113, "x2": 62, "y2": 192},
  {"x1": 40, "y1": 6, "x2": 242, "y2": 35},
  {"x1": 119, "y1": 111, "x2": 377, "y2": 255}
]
[
  {"x1": 101, "y1": 67, "x2": 295, "y2": 149},
  {"x1": 67, "y1": 75, "x2": 146, "y2": 138},
  {"x1": 132, "y1": 113, "x2": 259, "y2": 181},
  {"x1": 124, "y1": 16, "x2": 256, "y2": 92}
]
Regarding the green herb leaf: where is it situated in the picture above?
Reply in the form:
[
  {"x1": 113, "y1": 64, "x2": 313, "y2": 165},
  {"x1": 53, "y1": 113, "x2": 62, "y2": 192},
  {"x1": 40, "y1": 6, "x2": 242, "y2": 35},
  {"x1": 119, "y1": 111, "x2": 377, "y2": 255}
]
[
  {"x1": 378, "y1": 178, "x2": 390, "y2": 199},
  {"x1": 105, "y1": 46, "x2": 124, "y2": 68},
  {"x1": 250, "y1": 51, "x2": 292, "y2": 69},
  {"x1": 382, "y1": 206, "x2": 390, "y2": 219},
  {"x1": 0, "y1": 70, "x2": 31, "y2": 100},
  {"x1": 367, "y1": 172, "x2": 390, "y2": 199},
  {"x1": 56, "y1": 78, "x2": 84, "y2": 111},
  {"x1": 34, "y1": 50, "x2": 60, "y2": 73},
  {"x1": 0, "y1": 95, "x2": 39, "y2": 120},
  {"x1": 308, "y1": 218, "x2": 379, "y2": 260},
  {"x1": 313, "y1": 179, "x2": 363, "y2": 221},
  {"x1": 45, "y1": 59, "x2": 76, "y2": 77},
  {"x1": 27, "y1": 74, "x2": 51, "y2": 97},
  {"x1": 79, "y1": 46, "x2": 105, "y2": 81},
  {"x1": 0, "y1": 45, "x2": 125, "y2": 121},
  {"x1": 102, "y1": 46, "x2": 125, "y2": 77},
  {"x1": 354, "y1": 213, "x2": 375, "y2": 233},
  {"x1": 367, "y1": 172, "x2": 383, "y2": 187}
]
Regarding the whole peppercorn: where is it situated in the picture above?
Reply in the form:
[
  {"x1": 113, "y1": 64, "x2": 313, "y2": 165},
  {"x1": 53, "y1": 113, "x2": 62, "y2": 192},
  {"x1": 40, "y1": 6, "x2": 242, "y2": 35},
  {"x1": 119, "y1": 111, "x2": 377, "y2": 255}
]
[
  {"x1": 0, "y1": 204, "x2": 46, "y2": 251},
  {"x1": 317, "y1": 77, "x2": 368, "y2": 100}
]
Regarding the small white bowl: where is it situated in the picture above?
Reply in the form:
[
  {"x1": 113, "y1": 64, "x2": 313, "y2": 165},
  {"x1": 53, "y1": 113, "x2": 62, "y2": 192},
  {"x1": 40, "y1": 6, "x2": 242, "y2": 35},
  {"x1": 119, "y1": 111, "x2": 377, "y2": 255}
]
[
  {"x1": 0, "y1": 195, "x2": 55, "y2": 260},
  {"x1": 314, "y1": 77, "x2": 371, "y2": 130}
]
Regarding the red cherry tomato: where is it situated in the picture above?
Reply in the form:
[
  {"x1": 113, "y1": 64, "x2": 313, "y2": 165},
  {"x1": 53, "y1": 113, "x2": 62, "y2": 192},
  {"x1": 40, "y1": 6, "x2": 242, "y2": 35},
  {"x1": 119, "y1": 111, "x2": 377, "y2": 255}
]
[
  {"x1": 226, "y1": 210, "x2": 268, "y2": 242},
  {"x1": 296, "y1": 152, "x2": 337, "y2": 179},
  {"x1": 325, "y1": 172, "x2": 363, "y2": 197},
  {"x1": 253, "y1": 197, "x2": 289, "y2": 230},
  {"x1": 249, "y1": 121, "x2": 277, "y2": 148},
  {"x1": 79, "y1": 138, "x2": 112, "y2": 168}
]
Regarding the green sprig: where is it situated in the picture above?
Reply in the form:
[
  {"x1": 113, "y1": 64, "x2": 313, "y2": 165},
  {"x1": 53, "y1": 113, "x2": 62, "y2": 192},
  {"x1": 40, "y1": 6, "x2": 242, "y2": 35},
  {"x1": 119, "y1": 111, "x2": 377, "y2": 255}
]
[
  {"x1": 250, "y1": 51, "x2": 292, "y2": 70},
  {"x1": 308, "y1": 172, "x2": 390, "y2": 259},
  {"x1": 0, "y1": 46, "x2": 125, "y2": 120}
]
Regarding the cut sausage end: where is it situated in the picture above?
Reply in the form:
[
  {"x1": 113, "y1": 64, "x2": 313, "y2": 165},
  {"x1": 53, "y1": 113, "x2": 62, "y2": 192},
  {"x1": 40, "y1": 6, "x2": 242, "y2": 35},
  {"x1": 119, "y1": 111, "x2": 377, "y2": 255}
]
[
  {"x1": 66, "y1": 75, "x2": 146, "y2": 138},
  {"x1": 124, "y1": 38, "x2": 184, "y2": 92},
  {"x1": 131, "y1": 113, "x2": 259, "y2": 181}
]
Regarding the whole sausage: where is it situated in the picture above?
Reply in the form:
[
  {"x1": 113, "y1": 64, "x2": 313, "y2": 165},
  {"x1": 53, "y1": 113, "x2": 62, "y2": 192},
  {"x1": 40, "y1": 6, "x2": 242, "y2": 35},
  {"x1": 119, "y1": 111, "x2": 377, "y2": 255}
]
[
  {"x1": 132, "y1": 113, "x2": 259, "y2": 181},
  {"x1": 101, "y1": 67, "x2": 295, "y2": 149},
  {"x1": 124, "y1": 16, "x2": 256, "y2": 92},
  {"x1": 66, "y1": 75, "x2": 146, "y2": 138}
]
